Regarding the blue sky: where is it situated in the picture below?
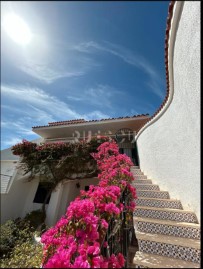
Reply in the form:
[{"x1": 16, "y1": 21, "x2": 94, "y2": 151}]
[{"x1": 1, "y1": 1, "x2": 169, "y2": 149}]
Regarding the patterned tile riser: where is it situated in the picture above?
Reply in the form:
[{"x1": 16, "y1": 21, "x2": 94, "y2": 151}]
[
  {"x1": 132, "y1": 171, "x2": 144, "y2": 175},
  {"x1": 136, "y1": 191, "x2": 170, "y2": 199},
  {"x1": 138, "y1": 240, "x2": 200, "y2": 263},
  {"x1": 137, "y1": 222, "x2": 200, "y2": 240},
  {"x1": 133, "y1": 175, "x2": 147, "y2": 179},
  {"x1": 133, "y1": 185, "x2": 160, "y2": 191},
  {"x1": 134, "y1": 209, "x2": 198, "y2": 223},
  {"x1": 136, "y1": 199, "x2": 183, "y2": 209},
  {"x1": 133, "y1": 174, "x2": 147, "y2": 176},
  {"x1": 133, "y1": 180, "x2": 152, "y2": 184}
]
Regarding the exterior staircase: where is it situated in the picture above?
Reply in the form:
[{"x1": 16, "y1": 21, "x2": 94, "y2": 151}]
[{"x1": 128, "y1": 166, "x2": 200, "y2": 268}]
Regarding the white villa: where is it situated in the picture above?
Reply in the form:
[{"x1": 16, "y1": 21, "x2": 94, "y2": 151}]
[
  {"x1": 0, "y1": 2, "x2": 200, "y2": 268},
  {"x1": 1, "y1": 114, "x2": 150, "y2": 226}
]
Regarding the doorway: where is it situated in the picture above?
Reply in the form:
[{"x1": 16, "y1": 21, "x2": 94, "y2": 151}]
[{"x1": 119, "y1": 142, "x2": 139, "y2": 166}]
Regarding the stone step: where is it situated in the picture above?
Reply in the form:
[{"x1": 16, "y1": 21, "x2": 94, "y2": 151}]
[
  {"x1": 135, "y1": 231, "x2": 200, "y2": 263},
  {"x1": 134, "y1": 217, "x2": 200, "y2": 239},
  {"x1": 136, "y1": 190, "x2": 170, "y2": 199},
  {"x1": 134, "y1": 206, "x2": 198, "y2": 223},
  {"x1": 133, "y1": 179, "x2": 152, "y2": 185},
  {"x1": 132, "y1": 251, "x2": 200, "y2": 268},
  {"x1": 136, "y1": 197, "x2": 183, "y2": 209},
  {"x1": 133, "y1": 184, "x2": 160, "y2": 191}
]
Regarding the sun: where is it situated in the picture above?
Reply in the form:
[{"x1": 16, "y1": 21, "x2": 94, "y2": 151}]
[{"x1": 3, "y1": 13, "x2": 32, "y2": 45}]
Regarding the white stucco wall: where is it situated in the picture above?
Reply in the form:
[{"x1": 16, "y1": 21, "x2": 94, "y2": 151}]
[
  {"x1": 1, "y1": 179, "x2": 31, "y2": 223},
  {"x1": 1, "y1": 147, "x2": 19, "y2": 161},
  {"x1": 0, "y1": 138, "x2": 44, "y2": 223},
  {"x1": 56, "y1": 177, "x2": 99, "y2": 222},
  {"x1": 136, "y1": 2, "x2": 200, "y2": 221},
  {"x1": 45, "y1": 177, "x2": 99, "y2": 227},
  {"x1": 1, "y1": 147, "x2": 19, "y2": 194},
  {"x1": 1, "y1": 176, "x2": 43, "y2": 224}
]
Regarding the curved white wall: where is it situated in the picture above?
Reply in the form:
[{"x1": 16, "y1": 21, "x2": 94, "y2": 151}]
[{"x1": 136, "y1": 2, "x2": 200, "y2": 221}]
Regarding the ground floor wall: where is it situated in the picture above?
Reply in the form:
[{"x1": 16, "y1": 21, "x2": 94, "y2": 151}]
[
  {"x1": 46, "y1": 177, "x2": 99, "y2": 227},
  {"x1": 1, "y1": 176, "x2": 44, "y2": 224},
  {"x1": 1, "y1": 173, "x2": 99, "y2": 226}
]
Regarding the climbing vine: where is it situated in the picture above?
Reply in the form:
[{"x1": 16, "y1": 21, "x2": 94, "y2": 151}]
[
  {"x1": 41, "y1": 140, "x2": 136, "y2": 268},
  {"x1": 11, "y1": 136, "x2": 111, "y2": 219}
]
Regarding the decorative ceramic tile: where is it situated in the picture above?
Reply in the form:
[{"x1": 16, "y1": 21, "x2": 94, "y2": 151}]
[
  {"x1": 133, "y1": 175, "x2": 147, "y2": 179},
  {"x1": 132, "y1": 170, "x2": 144, "y2": 175},
  {"x1": 137, "y1": 221, "x2": 200, "y2": 239},
  {"x1": 134, "y1": 208, "x2": 198, "y2": 223},
  {"x1": 136, "y1": 198, "x2": 183, "y2": 209},
  {"x1": 138, "y1": 240, "x2": 200, "y2": 263},
  {"x1": 136, "y1": 190, "x2": 170, "y2": 199},
  {"x1": 134, "y1": 184, "x2": 160, "y2": 191},
  {"x1": 133, "y1": 180, "x2": 152, "y2": 184}
]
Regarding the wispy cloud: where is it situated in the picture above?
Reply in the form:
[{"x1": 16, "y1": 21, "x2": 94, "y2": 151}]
[
  {"x1": 2, "y1": 84, "x2": 113, "y2": 121},
  {"x1": 67, "y1": 84, "x2": 123, "y2": 109},
  {"x1": 3, "y1": 137, "x2": 23, "y2": 147},
  {"x1": 84, "y1": 110, "x2": 110, "y2": 120},
  {"x1": 20, "y1": 62, "x2": 85, "y2": 84},
  {"x1": 75, "y1": 41, "x2": 165, "y2": 99},
  {"x1": 1, "y1": 84, "x2": 112, "y2": 149},
  {"x1": 1, "y1": 84, "x2": 82, "y2": 120},
  {"x1": 18, "y1": 42, "x2": 101, "y2": 84},
  {"x1": 2, "y1": 120, "x2": 35, "y2": 136}
]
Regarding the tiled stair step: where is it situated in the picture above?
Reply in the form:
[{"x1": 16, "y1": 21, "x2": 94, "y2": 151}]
[
  {"x1": 131, "y1": 171, "x2": 144, "y2": 175},
  {"x1": 134, "y1": 206, "x2": 198, "y2": 223},
  {"x1": 132, "y1": 251, "x2": 200, "y2": 268},
  {"x1": 133, "y1": 175, "x2": 148, "y2": 179},
  {"x1": 131, "y1": 166, "x2": 140, "y2": 169},
  {"x1": 135, "y1": 231, "x2": 200, "y2": 263},
  {"x1": 134, "y1": 217, "x2": 200, "y2": 239},
  {"x1": 133, "y1": 179, "x2": 152, "y2": 184},
  {"x1": 136, "y1": 197, "x2": 183, "y2": 209},
  {"x1": 136, "y1": 190, "x2": 170, "y2": 199},
  {"x1": 133, "y1": 184, "x2": 160, "y2": 191}
]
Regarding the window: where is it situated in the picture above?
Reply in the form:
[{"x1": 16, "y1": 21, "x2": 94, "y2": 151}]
[{"x1": 33, "y1": 183, "x2": 51, "y2": 204}]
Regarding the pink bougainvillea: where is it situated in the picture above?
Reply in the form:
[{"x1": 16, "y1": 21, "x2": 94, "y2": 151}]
[{"x1": 41, "y1": 140, "x2": 136, "y2": 268}]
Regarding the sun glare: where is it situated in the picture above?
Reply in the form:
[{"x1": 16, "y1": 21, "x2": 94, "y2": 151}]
[{"x1": 3, "y1": 13, "x2": 32, "y2": 45}]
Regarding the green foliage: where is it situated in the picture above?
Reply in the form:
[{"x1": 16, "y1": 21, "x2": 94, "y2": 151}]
[
  {"x1": 0, "y1": 218, "x2": 34, "y2": 258},
  {"x1": 24, "y1": 209, "x2": 46, "y2": 230},
  {"x1": 11, "y1": 139, "x2": 99, "y2": 185},
  {"x1": 0, "y1": 220, "x2": 18, "y2": 256},
  {"x1": 0, "y1": 216, "x2": 43, "y2": 268},
  {"x1": 11, "y1": 137, "x2": 112, "y2": 218},
  {"x1": 11, "y1": 137, "x2": 112, "y2": 183},
  {"x1": 0, "y1": 241, "x2": 42, "y2": 268}
]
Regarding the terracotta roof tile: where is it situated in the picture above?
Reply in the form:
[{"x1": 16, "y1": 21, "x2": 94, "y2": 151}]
[{"x1": 32, "y1": 114, "x2": 150, "y2": 129}]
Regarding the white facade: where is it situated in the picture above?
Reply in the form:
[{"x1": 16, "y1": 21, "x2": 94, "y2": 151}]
[
  {"x1": 1, "y1": 144, "x2": 99, "y2": 225},
  {"x1": 136, "y1": 2, "x2": 200, "y2": 221},
  {"x1": 1, "y1": 117, "x2": 148, "y2": 225}
]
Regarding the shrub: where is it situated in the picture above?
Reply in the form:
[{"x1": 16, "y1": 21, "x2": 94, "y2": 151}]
[
  {"x1": 0, "y1": 215, "x2": 43, "y2": 268},
  {"x1": 0, "y1": 220, "x2": 18, "y2": 257},
  {"x1": 24, "y1": 209, "x2": 46, "y2": 230},
  {"x1": 0, "y1": 241, "x2": 42, "y2": 268},
  {"x1": 0, "y1": 218, "x2": 35, "y2": 258}
]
